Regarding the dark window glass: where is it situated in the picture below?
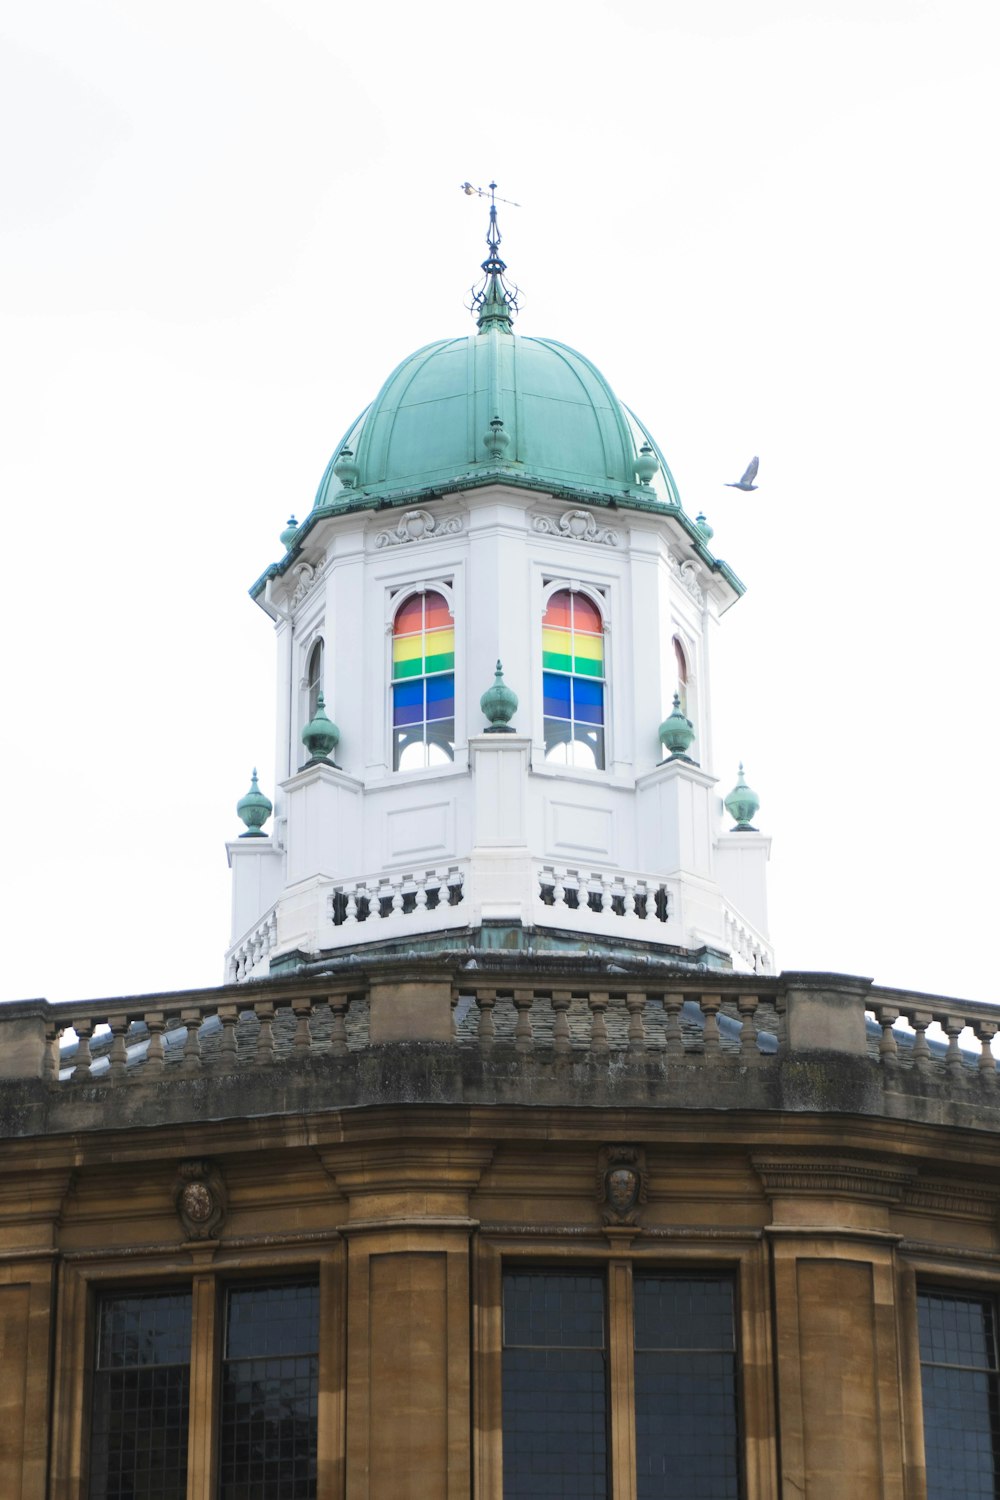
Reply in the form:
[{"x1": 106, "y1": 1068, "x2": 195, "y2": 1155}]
[
  {"x1": 218, "y1": 1280, "x2": 319, "y2": 1500},
  {"x1": 918, "y1": 1288, "x2": 1000, "y2": 1500},
  {"x1": 502, "y1": 1271, "x2": 608, "y2": 1499},
  {"x1": 634, "y1": 1274, "x2": 740, "y2": 1499},
  {"x1": 89, "y1": 1290, "x2": 192, "y2": 1500},
  {"x1": 306, "y1": 640, "x2": 324, "y2": 722}
]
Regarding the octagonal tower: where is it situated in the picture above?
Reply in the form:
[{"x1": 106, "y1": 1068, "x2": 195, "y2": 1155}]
[{"x1": 226, "y1": 207, "x2": 770, "y2": 981}]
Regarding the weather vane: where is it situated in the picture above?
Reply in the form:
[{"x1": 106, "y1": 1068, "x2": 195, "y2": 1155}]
[{"x1": 462, "y1": 181, "x2": 522, "y2": 325}]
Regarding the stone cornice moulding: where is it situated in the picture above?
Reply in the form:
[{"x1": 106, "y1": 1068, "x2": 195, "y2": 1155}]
[
  {"x1": 902, "y1": 1178, "x2": 1000, "y2": 1221},
  {"x1": 752, "y1": 1153, "x2": 918, "y2": 1204}
]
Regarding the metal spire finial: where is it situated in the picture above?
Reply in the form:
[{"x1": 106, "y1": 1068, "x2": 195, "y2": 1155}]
[{"x1": 463, "y1": 181, "x2": 522, "y2": 330}]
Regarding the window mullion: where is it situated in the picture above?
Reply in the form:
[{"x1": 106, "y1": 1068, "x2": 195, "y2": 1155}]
[
  {"x1": 185, "y1": 1271, "x2": 219, "y2": 1500},
  {"x1": 608, "y1": 1259, "x2": 637, "y2": 1500}
]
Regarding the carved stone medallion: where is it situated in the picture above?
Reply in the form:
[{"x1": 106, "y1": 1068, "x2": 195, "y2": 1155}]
[
  {"x1": 173, "y1": 1158, "x2": 227, "y2": 1241},
  {"x1": 597, "y1": 1145, "x2": 648, "y2": 1226},
  {"x1": 532, "y1": 509, "x2": 620, "y2": 546},
  {"x1": 375, "y1": 509, "x2": 463, "y2": 547}
]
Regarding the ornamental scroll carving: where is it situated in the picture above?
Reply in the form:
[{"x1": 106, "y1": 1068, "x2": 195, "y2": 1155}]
[
  {"x1": 532, "y1": 509, "x2": 620, "y2": 547},
  {"x1": 173, "y1": 1158, "x2": 227, "y2": 1241},
  {"x1": 597, "y1": 1145, "x2": 648, "y2": 1226},
  {"x1": 666, "y1": 550, "x2": 704, "y2": 604},
  {"x1": 375, "y1": 509, "x2": 464, "y2": 548},
  {"x1": 290, "y1": 561, "x2": 318, "y2": 607}
]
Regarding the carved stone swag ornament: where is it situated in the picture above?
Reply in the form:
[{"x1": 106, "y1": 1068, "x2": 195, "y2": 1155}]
[
  {"x1": 597, "y1": 1145, "x2": 648, "y2": 1226},
  {"x1": 173, "y1": 1158, "x2": 228, "y2": 1241}
]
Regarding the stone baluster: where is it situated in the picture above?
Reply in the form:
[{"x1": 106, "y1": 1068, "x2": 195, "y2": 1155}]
[
  {"x1": 327, "y1": 994, "x2": 350, "y2": 1056},
  {"x1": 552, "y1": 868, "x2": 566, "y2": 910},
  {"x1": 911, "y1": 1009, "x2": 933, "y2": 1071},
  {"x1": 72, "y1": 1018, "x2": 95, "y2": 1081},
  {"x1": 700, "y1": 995, "x2": 722, "y2": 1058},
  {"x1": 626, "y1": 992, "x2": 647, "y2": 1049},
  {"x1": 181, "y1": 1009, "x2": 204, "y2": 1072},
  {"x1": 942, "y1": 1014, "x2": 966, "y2": 1076},
  {"x1": 663, "y1": 994, "x2": 684, "y2": 1060},
  {"x1": 390, "y1": 879, "x2": 404, "y2": 917},
  {"x1": 975, "y1": 1019, "x2": 998, "y2": 1079},
  {"x1": 415, "y1": 873, "x2": 428, "y2": 911},
  {"x1": 737, "y1": 994, "x2": 761, "y2": 1062},
  {"x1": 513, "y1": 990, "x2": 534, "y2": 1053},
  {"x1": 876, "y1": 1006, "x2": 899, "y2": 1063},
  {"x1": 449, "y1": 867, "x2": 464, "y2": 906},
  {"x1": 43, "y1": 1022, "x2": 59, "y2": 1081},
  {"x1": 344, "y1": 890, "x2": 358, "y2": 925},
  {"x1": 551, "y1": 990, "x2": 573, "y2": 1055},
  {"x1": 254, "y1": 1001, "x2": 275, "y2": 1064},
  {"x1": 143, "y1": 1012, "x2": 166, "y2": 1075},
  {"x1": 475, "y1": 990, "x2": 497, "y2": 1048},
  {"x1": 108, "y1": 1013, "x2": 130, "y2": 1082},
  {"x1": 599, "y1": 876, "x2": 613, "y2": 914},
  {"x1": 633, "y1": 879, "x2": 648, "y2": 920},
  {"x1": 292, "y1": 998, "x2": 313, "y2": 1055},
  {"x1": 589, "y1": 992, "x2": 610, "y2": 1054},
  {"x1": 217, "y1": 1005, "x2": 239, "y2": 1068}
]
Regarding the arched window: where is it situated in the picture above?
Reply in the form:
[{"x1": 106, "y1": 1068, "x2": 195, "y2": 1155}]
[
  {"x1": 673, "y1": 636, "x2": 688, "y2": 717},
  {"x1": 392, "y1": 590, "x2": 455, "y2": 771},
  {"x1": 306, "y1": 639, "x2": 324, "y2": 722},
  {"x1": 542, "y1": 588, "x2": 605, "y2": 769}
]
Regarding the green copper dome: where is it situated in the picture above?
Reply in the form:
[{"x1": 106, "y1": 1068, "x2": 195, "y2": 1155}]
[{"x1": 312, "y1": 327, "x2": 682, "y2": 511}]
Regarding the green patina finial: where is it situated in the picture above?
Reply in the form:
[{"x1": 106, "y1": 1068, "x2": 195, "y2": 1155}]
[
  {"x1": 236, "y1": 768, "x2": 272, "y2": 838},
  {"x1": 658, "y1": 693, "x2": 696, "y2": 762},
  {"x1": 695, "y1": 511, "x2": 714, "y2": 540},
  {"x1": 636, "y1": 442, "x2": 659, "y2": 487},
  {"x1": 333, "y1": 446, "x2": 360, "y2": 490},
  {"x1": 300, "y1": 692, "x2": 341, "y2": 765},
  {"x1": 724, "y1": 762, "x2": 760, "y2": 831},
  {"x1": 280, "y1": 515, "x2": 299, "y2": 550},
  {"x1": 480, "y1": 660, "x2": 518, "y2": 733}
]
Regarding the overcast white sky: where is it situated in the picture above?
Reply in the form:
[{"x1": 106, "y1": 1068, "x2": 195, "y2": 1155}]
[{"x1": 1, "y1": 0, "x2": 997, "y2": 1005}]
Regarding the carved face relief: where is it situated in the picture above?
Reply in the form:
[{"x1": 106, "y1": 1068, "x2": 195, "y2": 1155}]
[
  {"x1": 597, "y1": 1145, "x2": 648, "y2": 1226},
  {"x1": 173, "y1": 1159, "x2": 227, "y2": 1241}
]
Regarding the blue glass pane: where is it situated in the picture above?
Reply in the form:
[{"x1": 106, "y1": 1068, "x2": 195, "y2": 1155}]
[
  {"x1": 544, "y1": 671, "x2": 572, "y2": 718},
  {"x1": 573, "y1": 677, "x2": 604, "y2": 725}
]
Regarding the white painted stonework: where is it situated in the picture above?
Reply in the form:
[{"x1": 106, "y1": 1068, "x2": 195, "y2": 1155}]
[{"x1": 226, "y1": 484, "x2": 772, "y2": 981}]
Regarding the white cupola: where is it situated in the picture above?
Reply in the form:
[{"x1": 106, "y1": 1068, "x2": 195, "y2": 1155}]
[{"x1": 226, "y1": 203, "x2": 771, "y2": 981}]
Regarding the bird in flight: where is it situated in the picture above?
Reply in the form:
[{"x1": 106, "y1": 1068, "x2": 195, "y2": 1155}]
[{"x1": 725, "y1": 456, "x2": 759, "y2": 491}]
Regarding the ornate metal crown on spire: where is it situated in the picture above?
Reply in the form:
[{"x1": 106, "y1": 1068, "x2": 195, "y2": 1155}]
[{"x1": 468, "y1": 183, "x2": 521, "y2": 330}]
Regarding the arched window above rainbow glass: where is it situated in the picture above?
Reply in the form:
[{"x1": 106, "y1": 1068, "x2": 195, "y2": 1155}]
[
  {"x1": 306, "y1": 639, "x2": 324, "y2": 722},
  {"x1": 391, "y1": 591, "x2": 455, "y2": 772},
  {"x1": 673, "y1": 636, "x2": 689, "y2": 717},
  {"x1": 542, "y1": 588, "x2": 606, "y2": 770}
]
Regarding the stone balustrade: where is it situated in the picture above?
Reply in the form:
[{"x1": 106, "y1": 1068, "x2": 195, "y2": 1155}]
[{"x1": 0, "y1": 969, "x2": 996, "y2": 1102}]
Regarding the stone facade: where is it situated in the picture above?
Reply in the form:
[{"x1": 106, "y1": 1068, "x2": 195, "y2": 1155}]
[{"x1": 2, "y1": 961, "x2": 1000, "y2": 1498}]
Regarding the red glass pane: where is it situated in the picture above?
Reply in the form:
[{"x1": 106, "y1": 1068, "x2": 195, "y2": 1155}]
[
  {"x1": 423, "y1": 591, "x2": 452, "y2": 629},
  {"x1": 543, "y1": 590, "x2": 574, "y2": 629},
  {"x1": 393, "y1": 594, "x2": 425, "y2": 636},
  {"x1": 572, "y1": 593, "x2": 602, "y2": 633}
]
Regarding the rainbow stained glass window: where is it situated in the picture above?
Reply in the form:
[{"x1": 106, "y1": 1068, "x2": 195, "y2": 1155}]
[
  {"x1": 542, "y1": 589, "x2": 605, "y2": 769},
  {"x1": 392, "y1": 590, "x2": 455, "y2": 771}
]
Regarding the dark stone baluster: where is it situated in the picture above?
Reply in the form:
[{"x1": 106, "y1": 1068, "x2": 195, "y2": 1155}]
[
  {"x1": 513, "y1": 990, "x2": 534, "y2": 1054},
  {"x1": 72, "y1": 1019, "x2": 95, "y2": 1081},
  {"x1": 911, "y1": 1010, "x2": 932, "y2": 1072},
  {"x1": 108, "y1": 1013, "x2": 129, "y2": 1082},
  {"x1": 626, "y1": 992, "x2": 646, "y2": 1050},
  {"x1": 292, "y1": 998, "x2": 313, "y2": 1056},
  {"x1": 551, "y1": 991, "x2": 572, "y2": 1055},
  {"x1": 475, "y1": 990, "x2": 497, "y2": 1049},
  {"x1": 181, "y1": 1009, "x2": 203, "y2": 1072},
  {"x1": 144, "y1": 1012, "x2": 166, "y2": 1075},
  {"x1": 254, "y1": 1001, "x2": 275, "y2": 1064},
  {"x1": 737, "y1": 995, "x2": 761, "y2": 1063},
  {"x1": 700, "y1": 995, "x2": 722, "y2": 1058},
  {"x1": 217, "y1": 1005, "x2": 239, "y2": 1068},
  {"x1": 877, "y1": 1006, "x2": 899, "y2": 1064},
  {"x1": 327, "y1": 994, "x2": 350, "y2": 1057},
  {"x1": 663, "y1": 994, "x2": 684, "y2": 1060}
]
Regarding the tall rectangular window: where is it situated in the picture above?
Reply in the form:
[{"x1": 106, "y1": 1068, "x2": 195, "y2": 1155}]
[
  {"x1": 634, "y1": 1274, "x2": 740, "y2": 1500},
  {"x1": 89, "y1": 1289, "x2": 192, "y2": 1500},
  {"x1": 219, "y1": 1279, "x2": 320, "y2": 1500},
  {"x1": 502, "y1": 1270, "x2": 609, "y2": 1499},
  {"x1": 918, "y1": 1287, "x2": 1000, "y2": 1499},
  {"x1": 501, "y1": 1268, "x2": 740, "y2": 1499}
]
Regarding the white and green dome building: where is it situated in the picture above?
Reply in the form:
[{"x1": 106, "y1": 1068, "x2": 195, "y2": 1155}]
[{"x1": 227, "y1": 208, "x2": 771, "y2": 981}]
